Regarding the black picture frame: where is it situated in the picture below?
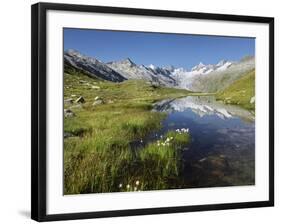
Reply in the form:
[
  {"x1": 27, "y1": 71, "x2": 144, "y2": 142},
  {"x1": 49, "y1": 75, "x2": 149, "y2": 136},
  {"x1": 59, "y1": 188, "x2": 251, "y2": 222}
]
[{"x1": 31, "y1": 2, "x2": 274, "y2": 222}]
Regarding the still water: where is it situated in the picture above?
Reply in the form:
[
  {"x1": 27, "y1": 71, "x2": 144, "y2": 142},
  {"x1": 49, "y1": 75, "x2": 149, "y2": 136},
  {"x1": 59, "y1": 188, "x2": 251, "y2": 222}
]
[{"x1": 151, "y1": 96, "x2": 255, "y2": 188}]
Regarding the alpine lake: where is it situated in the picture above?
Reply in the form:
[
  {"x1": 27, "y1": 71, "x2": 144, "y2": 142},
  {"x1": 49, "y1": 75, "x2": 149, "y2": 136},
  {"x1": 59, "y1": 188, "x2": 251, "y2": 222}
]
[{"x1": 140, "y1": 95, "x2": 255, "y2": 188}]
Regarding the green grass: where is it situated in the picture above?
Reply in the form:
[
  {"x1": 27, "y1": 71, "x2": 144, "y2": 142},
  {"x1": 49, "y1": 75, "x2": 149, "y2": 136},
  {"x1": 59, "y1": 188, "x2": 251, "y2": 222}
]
[
  {"x1": 64, "y1": 68, "x2": 192, "y2": 194},
  {"x1": 138, "y1": 131, "x2": 190, "y2": 190},
  {"x1": 216, "y1": 70, "x2": 255, "y2": 110}
]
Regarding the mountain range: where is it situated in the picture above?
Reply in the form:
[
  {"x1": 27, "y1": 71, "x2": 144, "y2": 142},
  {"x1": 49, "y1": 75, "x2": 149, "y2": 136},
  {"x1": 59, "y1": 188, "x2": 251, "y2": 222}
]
[{"x1": 64, "y1": 49, "x2": 255, "y2": 93}]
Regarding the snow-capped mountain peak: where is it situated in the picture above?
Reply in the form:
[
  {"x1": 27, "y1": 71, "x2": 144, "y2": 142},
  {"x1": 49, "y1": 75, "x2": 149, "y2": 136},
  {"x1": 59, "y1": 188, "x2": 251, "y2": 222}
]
[
  {"x1": 171, "y1": 59, "x2": 234, "y2": 90},
  {"x1": 190, "y1": 60, "x2": 232, "y2": 75},
  {"x1": 216, "y1": 60, "x2": 232, "y2": 71},
  {"x1": 216, "y1": 59, "x2": 227, "y2": 67},
  {"x1": 148, "y1": 64, "x2": 156, "y2": 70},
  {"x1": 191, "y1": 62, "x2": 205, "y2": 71}
]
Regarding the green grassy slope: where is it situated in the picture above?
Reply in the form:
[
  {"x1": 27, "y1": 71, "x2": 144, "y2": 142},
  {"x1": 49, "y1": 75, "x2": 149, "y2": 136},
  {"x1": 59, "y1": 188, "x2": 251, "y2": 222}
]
[
  {"x1": 216, "y1": 69, "x2": 255, "y2": 110},
  {"x1": 64, "y1": 68, "x2": 192, "y2": 194}
]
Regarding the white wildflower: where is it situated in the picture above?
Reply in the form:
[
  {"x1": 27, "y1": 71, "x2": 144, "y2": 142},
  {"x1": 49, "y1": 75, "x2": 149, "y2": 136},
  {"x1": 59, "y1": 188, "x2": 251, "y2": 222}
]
[
  {"x1": 136, "y1": 180, "x2": 140, "y2": 186},
  {"x1": 119, "y1": 183, "x2": 122, "y2": 188}
]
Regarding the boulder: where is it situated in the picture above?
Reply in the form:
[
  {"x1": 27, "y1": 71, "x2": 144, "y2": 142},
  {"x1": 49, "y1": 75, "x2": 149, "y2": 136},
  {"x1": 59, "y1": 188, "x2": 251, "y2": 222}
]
[
  {"x1": 92, "y1": 99, "x2": 104, "y2": 106},
  {"x1": 64, "y1": 109, "x2": 75, "y2": 118}
]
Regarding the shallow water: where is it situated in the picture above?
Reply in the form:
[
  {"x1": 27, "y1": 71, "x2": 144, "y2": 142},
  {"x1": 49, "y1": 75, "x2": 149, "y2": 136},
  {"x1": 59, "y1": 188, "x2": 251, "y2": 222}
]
[{"x1": 150, "y1": 96, "x2": 255, "y2": 188}]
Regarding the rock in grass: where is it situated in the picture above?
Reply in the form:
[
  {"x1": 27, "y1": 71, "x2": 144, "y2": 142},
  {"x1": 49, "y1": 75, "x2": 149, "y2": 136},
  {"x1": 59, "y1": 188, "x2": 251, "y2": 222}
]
[
  {"x1": 92, "y1": 99, "x2": 104, "y2": 106},
  {"x1": 75, "y1": 96, "x2": 85, "y2": 103},
  {"x1": 64, "y1": 98, "x2": 73, "y2": 105},
  {"x1": 92, "y1": 85, "x2": 100, "y2": 89},
  {"x1": 64, "y1": 109, "x2": 75, "y2": 118},
  {"x1": 64, "y1": 132, "x2": 74, "y2": 138},
  {"x1": 250, "y1": 96, "x2": 255, "y2": 104}
]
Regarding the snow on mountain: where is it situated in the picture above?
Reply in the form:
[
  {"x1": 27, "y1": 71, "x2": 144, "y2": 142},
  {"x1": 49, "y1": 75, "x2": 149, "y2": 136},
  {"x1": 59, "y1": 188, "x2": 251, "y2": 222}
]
[
  {"x1": 191, "y1": 60, "x2": 232, "y2": 75},
  {"x1": 190, "y1": 56, "x2": 255, "y2": 92},
  {"x1": 216, "y1": 60, "x2": 232, "y2": 71},
  {"x1": 64, "y1": 49, "x2": 126, "y2": 82},
  {"x1": 64, "y1": 49, "x2": 253, "y2": 92},
  {"x1": 171, "y1": 60, "x2": 233, "y2": 90}
]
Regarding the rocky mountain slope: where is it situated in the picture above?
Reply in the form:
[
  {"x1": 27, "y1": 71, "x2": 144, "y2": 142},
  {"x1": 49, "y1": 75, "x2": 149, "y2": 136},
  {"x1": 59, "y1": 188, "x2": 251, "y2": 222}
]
[
  {"x1": 64, "y1": 49, "x2": 255, "y2": 93},
  {"x1": 107, "y1": 59, "x2": 176, "y2": 86},
  {"x1": 64, "y1": 49, "x2": 126, "y2": 82}
]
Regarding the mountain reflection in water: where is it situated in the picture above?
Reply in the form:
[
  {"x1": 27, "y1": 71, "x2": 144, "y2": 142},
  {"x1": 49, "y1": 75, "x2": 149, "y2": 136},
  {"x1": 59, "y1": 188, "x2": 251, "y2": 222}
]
[{"x1": 151, "y1": 96, "x2": 255, "y2": 188}]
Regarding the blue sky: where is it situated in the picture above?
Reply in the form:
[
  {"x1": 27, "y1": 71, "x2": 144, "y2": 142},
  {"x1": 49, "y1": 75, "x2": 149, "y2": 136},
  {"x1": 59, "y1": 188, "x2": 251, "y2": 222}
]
[{"x1": 64, "y1": 28, "x2": 255, "y2": 70}]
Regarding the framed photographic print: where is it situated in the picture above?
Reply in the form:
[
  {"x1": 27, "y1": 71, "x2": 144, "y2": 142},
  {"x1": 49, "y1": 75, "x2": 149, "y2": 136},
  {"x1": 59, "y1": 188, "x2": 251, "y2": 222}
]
[{"x1": 31, "y1": 2, "x2": 274, "y2": 222}]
